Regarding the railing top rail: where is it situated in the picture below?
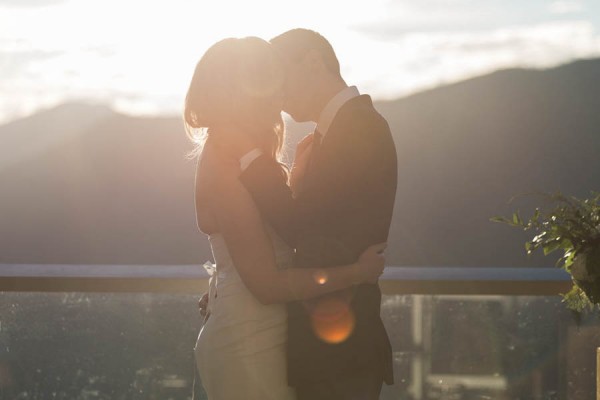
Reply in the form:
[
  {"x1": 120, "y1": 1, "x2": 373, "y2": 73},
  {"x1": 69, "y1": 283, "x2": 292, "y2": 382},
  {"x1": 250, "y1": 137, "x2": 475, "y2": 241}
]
[
  {"x1": 0, "y1": 264, "x2": 571, "y2": 280},
  {"x1": 0, "y1": 264, "x2": 206, "y2": 279},
  {"x1": 0, "y1": 265, "x2": 572, "y2": 295}
]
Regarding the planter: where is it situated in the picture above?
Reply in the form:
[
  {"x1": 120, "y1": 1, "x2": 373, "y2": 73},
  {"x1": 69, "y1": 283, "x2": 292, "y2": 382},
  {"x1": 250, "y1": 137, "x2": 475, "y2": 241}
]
[{"x1": 571, "y1": 246, "x2": 600, "y2": 304}]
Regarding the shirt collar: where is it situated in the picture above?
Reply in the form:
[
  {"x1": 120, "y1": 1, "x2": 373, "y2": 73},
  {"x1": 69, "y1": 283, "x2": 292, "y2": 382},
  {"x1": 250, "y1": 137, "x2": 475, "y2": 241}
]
[{"x1": 315, "y1": 86, "x2": 360, "y2": 137}]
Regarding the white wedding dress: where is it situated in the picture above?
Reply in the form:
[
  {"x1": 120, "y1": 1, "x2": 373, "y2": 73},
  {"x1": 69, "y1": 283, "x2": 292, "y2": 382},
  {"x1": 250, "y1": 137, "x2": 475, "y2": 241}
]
[{"x1": 194, "y1": 228, "x2": 297, "y2": 400}]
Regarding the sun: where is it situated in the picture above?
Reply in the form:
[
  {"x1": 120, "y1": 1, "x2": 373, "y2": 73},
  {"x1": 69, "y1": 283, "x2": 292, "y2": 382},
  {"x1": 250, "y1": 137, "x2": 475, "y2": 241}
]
[{"x1": 0, "y1": 0, "x2": 390, "y2": 122}]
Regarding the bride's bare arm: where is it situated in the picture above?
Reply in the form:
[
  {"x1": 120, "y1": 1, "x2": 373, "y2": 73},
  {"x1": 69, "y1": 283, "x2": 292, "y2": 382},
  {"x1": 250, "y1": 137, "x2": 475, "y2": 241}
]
[{"x1": 211, "y1": 170, "x2": 385, "y2": 305}]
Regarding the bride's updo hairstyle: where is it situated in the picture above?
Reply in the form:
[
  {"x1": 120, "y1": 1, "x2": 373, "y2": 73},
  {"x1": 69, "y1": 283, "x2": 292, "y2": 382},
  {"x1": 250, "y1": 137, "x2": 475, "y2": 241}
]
[{"x1": 184, "y1": 37, "x2": 285, "y2": 162}]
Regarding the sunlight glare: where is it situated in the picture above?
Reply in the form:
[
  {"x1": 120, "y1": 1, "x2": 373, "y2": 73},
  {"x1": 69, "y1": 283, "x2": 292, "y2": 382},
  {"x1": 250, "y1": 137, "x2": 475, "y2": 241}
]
[
  {"x1": 313, "y1": 270, "x2": 328, "y2": 285},
  {"x1": 310, "y1": 298, "x2": 355, "y2": 344}
]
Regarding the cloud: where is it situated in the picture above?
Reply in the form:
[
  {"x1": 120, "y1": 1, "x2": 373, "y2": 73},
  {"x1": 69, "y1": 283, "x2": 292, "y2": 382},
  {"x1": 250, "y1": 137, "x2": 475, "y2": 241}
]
[
  {"x1": 0, "y1": 43, "x2": 121, "y2": 124},
  {"x1": 340, "y1": 21, "x2": 600, "y2": 100},
  {"x1": 1, "y1": 0, "x2": 599, "y2": 124},
  {"x1": 350, "y1": 0, "x2": 530, "y2": 38},
  {"x1": 548, "y1": 0, "x2": 584, "y2": 14},
  {"x1": 0, "y1": 0, "x2": 65, "y2": 8},
  {"x1": 0, "y1": 49, "x2": 62, "y2": 79}
]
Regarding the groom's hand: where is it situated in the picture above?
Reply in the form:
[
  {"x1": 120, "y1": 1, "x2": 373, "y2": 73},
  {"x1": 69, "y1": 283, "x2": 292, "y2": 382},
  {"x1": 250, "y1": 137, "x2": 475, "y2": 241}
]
[{"x1": 357, "y1": 242, "x2": 387, "y2": 284}]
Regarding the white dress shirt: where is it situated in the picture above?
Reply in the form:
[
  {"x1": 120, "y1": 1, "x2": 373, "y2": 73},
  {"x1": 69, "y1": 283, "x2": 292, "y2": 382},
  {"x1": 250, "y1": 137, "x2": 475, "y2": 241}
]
[{"x1": 239, "y1": 148, "x2": 264, "y2": 171}]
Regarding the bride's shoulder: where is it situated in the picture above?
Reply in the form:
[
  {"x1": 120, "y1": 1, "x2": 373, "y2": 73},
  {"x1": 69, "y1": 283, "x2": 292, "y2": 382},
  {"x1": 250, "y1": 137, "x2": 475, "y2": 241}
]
[
  {"x1": 194, "y1": 145, "x2": 239, "y2": 227},
  {"x1": 197, "y1": 144, "x2": 241, "y2": 190}
]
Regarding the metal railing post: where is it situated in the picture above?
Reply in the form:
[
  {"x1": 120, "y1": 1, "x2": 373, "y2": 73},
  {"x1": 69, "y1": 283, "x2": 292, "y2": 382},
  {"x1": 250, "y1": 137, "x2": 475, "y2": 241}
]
[{"x1": 597, "y1": 347, "x2": 600, "y2": 400}]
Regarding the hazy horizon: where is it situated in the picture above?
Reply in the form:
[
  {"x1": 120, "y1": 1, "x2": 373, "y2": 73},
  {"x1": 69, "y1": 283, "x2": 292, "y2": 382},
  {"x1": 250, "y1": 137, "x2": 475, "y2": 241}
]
[
  {"x1": 2, "y1": 0, "x2": 600, "y2": 125},
  {"x1": 1, "y1": 56, "x2": 598, "y2": 127}
]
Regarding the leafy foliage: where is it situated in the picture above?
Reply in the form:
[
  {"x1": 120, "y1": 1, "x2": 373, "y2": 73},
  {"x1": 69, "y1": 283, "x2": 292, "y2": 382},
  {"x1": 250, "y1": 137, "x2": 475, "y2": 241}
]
[{"x1": 491, "y1": 192, "x2": 600, "y2": 311}]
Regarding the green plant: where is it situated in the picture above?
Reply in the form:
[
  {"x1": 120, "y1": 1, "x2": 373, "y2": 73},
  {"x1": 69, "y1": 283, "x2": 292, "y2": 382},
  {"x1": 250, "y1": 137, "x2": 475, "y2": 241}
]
[{"x1": 491, "y1": 191, "x2": 600, "y2": 312}]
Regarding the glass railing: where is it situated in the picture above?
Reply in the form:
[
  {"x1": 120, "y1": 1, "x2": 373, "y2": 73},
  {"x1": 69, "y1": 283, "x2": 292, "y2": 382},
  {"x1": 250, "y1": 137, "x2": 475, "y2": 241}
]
[{"x1": 2, "y1": 265, "x2": 594, "y2": 400}]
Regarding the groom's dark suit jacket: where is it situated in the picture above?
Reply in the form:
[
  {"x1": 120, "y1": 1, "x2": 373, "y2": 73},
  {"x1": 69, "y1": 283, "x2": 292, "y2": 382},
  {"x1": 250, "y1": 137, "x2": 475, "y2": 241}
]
[{"x1": 240, "y1": 95, "x2": 397, "y2": 387}]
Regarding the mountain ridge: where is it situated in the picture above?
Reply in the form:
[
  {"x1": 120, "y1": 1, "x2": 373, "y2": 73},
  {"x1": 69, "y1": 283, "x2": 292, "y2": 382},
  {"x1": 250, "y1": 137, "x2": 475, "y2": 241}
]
[{"x1": 1, "y1": 58, "x2": 598, "y2": 267}]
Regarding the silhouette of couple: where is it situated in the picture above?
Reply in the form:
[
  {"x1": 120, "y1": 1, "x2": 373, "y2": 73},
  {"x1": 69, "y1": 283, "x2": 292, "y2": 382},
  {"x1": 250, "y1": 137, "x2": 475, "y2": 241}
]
[{"x1": 186, "y1": 28, "x2": 397, "y2": 400}]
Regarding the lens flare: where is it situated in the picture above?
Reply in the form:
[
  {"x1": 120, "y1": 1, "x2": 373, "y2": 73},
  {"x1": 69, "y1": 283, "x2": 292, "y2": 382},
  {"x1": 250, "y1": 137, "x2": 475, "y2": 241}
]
[
  {"x1": 310, "y1": 298, "x2": 355, "y2": 344},
  {"x1": 313, "y1": 270, "x2": 328, "y2": 285}
]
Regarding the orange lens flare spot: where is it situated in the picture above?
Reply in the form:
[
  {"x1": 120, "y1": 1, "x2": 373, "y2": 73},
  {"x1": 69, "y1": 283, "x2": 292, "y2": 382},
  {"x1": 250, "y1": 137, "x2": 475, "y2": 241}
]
[
  {"x1": 313, "y1": 270, "x2": 328, "y2": 285},
  {"x1": 310, "y1": 298, "x2": 355, "y2": 344}
]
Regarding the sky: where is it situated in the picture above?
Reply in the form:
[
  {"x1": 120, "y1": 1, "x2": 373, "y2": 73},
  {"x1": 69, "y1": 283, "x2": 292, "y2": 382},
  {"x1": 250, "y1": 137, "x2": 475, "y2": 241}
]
[{"x1": 1, "y1": 0, "x2": 600, "y2": 124}]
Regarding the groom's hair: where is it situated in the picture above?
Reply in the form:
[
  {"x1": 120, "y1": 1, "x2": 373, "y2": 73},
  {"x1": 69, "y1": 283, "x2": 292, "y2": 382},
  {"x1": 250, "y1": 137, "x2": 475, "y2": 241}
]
[{"x1": 270, "y1": 29, "x2": 341, "y2": 78}]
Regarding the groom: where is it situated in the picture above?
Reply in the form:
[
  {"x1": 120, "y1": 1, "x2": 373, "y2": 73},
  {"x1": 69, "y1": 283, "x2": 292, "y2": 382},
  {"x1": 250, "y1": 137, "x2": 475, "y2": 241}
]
[{"x1": 237, "y1": 29, "x2": 397, "y2": 399}]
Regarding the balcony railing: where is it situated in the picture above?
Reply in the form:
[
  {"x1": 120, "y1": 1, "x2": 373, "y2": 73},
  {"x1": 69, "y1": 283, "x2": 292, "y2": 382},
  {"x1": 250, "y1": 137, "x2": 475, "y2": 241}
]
[
  {"x1": 1, "y1": 265, "x2": 593, "y2": 400},
  {"x1": 0, "y1": 264, "x2": 573, "y2": 294}
]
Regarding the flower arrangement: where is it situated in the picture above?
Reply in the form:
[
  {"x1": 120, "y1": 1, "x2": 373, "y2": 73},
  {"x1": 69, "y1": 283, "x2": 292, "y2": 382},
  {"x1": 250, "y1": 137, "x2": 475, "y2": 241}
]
[{"x1": 491, "y1": 192, "x2": 600, "y2": 311}]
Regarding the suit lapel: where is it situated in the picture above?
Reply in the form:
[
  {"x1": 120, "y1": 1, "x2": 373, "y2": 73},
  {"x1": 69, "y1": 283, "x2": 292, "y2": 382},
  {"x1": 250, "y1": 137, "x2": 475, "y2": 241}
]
[{"x1": 301, "y1": 95, "x2": 369, "y2": 190}]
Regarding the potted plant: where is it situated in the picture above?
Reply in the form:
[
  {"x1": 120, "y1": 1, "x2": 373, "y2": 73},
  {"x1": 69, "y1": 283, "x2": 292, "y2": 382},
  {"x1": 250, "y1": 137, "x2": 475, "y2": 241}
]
[{"x1": 491, "y1": 192, "x2": 600, "y2": 311}]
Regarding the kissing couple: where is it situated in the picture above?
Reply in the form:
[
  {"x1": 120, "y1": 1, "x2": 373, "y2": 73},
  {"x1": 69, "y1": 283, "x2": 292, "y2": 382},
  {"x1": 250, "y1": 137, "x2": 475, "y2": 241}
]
[{"x1": 186, "y1": 28, "x2": 397, "y2": 400}]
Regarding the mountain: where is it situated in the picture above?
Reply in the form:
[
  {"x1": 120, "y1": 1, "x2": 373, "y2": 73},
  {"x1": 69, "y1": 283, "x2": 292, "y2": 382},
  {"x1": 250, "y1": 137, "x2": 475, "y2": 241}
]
[
  {"x1": 1, "y1": 59, "x2": 599, "y2": 267},
  {"x1": 378, "y1": 58, "x2": 600, "y2": 267},
  {"x1": 0, "y1": 102, "x2": 207, "y2": 264}
]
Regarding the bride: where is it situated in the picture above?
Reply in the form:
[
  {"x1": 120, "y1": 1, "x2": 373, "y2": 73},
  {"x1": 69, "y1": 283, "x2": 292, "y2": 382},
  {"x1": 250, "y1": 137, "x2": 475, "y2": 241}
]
[{"x1": 183, "y1": 36, "x2": 386, "y2": 400}]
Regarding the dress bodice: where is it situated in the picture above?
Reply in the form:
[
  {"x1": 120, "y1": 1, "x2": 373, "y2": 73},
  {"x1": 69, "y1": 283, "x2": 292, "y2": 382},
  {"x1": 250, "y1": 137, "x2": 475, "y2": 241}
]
[
  {"x1": 204, "y1": 226, "x2": 293, "y2": 315},
  {"x1": 195, "y1": 228, "x2": 297, "y2": 400}
]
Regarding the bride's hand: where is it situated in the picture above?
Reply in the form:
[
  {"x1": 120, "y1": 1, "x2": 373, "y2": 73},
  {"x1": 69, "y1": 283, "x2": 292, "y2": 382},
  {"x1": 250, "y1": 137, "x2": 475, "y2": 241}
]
[
  {"x1": 290, "y1": 133, "x2": 315, "y2": 196},
  {"x1": 356, "y1": 242, "x2": 387, "y2": 284}
]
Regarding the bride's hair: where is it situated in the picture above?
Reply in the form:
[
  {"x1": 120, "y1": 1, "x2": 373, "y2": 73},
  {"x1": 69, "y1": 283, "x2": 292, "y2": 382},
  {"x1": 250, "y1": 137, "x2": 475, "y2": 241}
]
[{"x1": 184, "y1": 37, "x2": 285, "y2": 162}]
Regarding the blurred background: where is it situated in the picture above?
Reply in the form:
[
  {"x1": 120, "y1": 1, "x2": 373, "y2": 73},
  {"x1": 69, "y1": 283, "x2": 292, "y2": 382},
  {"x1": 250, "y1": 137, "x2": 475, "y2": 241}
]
[
  {"x1": 1, "y1": 0, "x2": 599, "y2": 267},
  {"x1": 1, "y1": 0, "x2": 600, "y2": 399}
]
